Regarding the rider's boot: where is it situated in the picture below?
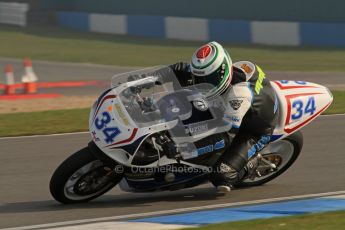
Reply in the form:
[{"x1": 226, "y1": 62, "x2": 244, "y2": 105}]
[
  {"x1": 213, "y1": 163, "x2": 246, "y2": 193},
  {"x1": 216, "y1": 157, "x2": 260, "y2": 193}
]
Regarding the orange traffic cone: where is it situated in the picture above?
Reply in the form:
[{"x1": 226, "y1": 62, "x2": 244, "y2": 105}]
[
  {"x1": 4, "y1": 65, "x2": 16, "y2": 95},
  {"x1": 22, "y1": 58, "x2": 38, "y2": 94}
]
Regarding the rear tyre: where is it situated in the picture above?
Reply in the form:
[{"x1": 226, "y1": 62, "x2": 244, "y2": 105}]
[
  {"x1": 235, "y1": 131, "x2": 303, "y2": 187},
  {"x1": 49, "y1": 147, "x2": 122, "y2": 204}
]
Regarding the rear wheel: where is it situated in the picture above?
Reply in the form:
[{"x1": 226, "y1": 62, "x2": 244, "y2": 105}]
[
  {"x1": 49, "y1": 147, "x2": 123, "y2": 204},
  {"x1": 236, "y1": 131, "x2": 303, "y2": 187}
]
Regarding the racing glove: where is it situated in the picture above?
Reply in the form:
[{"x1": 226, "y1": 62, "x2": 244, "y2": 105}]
[
  {"x1": 169, "y1": 62, "x2": 193, "y2": 87},
  {"x1": 170, "y1": 62, "x2": 190, "y2": 73}
]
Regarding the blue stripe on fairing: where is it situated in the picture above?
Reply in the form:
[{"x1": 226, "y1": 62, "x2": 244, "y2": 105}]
[
  {"x1": 127, "y1": 15, "x2": 165, "y2": 38},
  {"x1": 271, "y1": 134, "x2": 283, "y2": 141},
  {"x1": 131, "y1": 198, "x2": 345, "y2": 225}
]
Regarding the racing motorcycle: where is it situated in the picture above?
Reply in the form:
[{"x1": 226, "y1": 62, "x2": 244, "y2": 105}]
[{"x1": 50, "y1": 66, "x2": 333, "y2": 204}]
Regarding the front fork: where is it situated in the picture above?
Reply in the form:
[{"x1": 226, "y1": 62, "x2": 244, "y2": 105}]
[
  {"x1": 88, "y1": 141, "x2": 124, "y2": 180},
  {"x1": 245, "y1": 153, "x2": 278, "y2": 180}
]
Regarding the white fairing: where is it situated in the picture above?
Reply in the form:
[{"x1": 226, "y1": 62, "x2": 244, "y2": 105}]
[
  {"x1": 89, "y1": 67, "x2": 230, "y2": 168},
  {"x1": 89, "y1": 76, "x2": 179, "y2": 168},
  {"x1": 271, "y1": 80, "x2": 333, "y2": 140}
]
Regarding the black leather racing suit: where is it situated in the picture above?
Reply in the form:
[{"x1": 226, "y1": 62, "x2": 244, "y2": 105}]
[{"x1": 170, "y1": 61, "x2": 279, "y2": 187}]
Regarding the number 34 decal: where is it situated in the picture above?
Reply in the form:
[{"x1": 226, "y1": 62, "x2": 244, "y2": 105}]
[
  {"x1": 95, "y1": 111, "x2": 121, "y2": 143},
  {"x1": 291, "y1": 97, "x2": 316, "y2": 120}
]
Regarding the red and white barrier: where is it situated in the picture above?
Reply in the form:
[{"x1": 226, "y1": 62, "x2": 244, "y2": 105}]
[
  {"x1": 22, "y1": 58, "x2": 38, "y2": 94},
  {"x1": 4, "y1": 64, "x2": 16, "y2": 95}
]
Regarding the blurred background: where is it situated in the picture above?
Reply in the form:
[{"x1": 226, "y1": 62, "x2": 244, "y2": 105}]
[
  {"x1": 2, "y1": 0, "x2": 345, "y2": 46},
  {"x1": 0, "y1": 0, "x2": 344, "y2": 71}
]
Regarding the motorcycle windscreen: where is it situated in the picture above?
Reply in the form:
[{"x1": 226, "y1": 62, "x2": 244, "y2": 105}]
[
  {"x1": 163, "y1": 83, "x2": 231, "y2": 159},
  {"x1": 111, "y1": 66, "x2": 231, "y2": 160},
  {"x1": 111, "y1": 66, "x2": 184, "y2": 127}
]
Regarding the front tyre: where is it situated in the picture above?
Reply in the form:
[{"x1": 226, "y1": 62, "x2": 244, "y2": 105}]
[
  {"x1": 50, "y1": 147, "x2": 122, "y2": 204},
  {"x1": 236, "y1": 131, "x2": 303, "y2": 187}
]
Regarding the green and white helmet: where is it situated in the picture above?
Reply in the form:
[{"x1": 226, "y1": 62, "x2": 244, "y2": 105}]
[{"x1": 190, "y1": 41, "x2": 233, "y2": 97}]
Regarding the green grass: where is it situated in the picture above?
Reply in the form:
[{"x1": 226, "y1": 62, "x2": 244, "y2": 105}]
[
  {"x1": 0, "y1": 108, "x2": 89, "y2": 137},
  {"x1": 0, "y1": 91, "x2": 343, "y2": 137},
  {"x1": 327, "y1": 91, "x2": 345, "y2": 114},
  {"x1": 1, "y1": 25, "x2": 345, "y2": 71},
  {"x1": 187, "y1": 210, "x2": 345, "y2": 230}
]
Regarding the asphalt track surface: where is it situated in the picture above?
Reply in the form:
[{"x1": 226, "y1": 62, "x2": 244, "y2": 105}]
[
  {"x1": 0, "y1": 115, "x2": 344, "y2": 228},
  {"x1": 1, "y1": 58, "x2": 345, "y2": 97}
]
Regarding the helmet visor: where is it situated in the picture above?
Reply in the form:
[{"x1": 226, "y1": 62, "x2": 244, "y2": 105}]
[{"x1": 193, "y1": 59, "x2": 229, "y2": 88}]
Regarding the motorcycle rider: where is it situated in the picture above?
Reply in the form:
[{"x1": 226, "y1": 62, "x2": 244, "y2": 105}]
[{"x1": 168, "y1": 41, "x2": 279, "y2": 192}]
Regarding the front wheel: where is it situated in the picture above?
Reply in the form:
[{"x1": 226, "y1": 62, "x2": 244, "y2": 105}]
[
  {"x1": 236, "y1": 131, "x2": 303, "y2": 187},
  {"x1": 49, "y1": 147, "x2": 123, "y2": 204}
]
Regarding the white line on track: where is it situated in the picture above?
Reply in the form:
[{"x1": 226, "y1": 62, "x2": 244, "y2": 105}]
[
  {"x1": 321, "y1": 113, "x2": 345, "y2": 117},
  {"x1": 2, "y1": 190, "x2": 345, "y2": 230},
  {"x1": 0, "y1": 113, "x2": 344, "y2": 140}
]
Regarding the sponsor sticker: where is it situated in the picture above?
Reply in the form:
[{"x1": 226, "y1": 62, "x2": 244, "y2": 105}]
[
  {"x1": 191, "y1": 139, "x2": 225, "y2": 157},
  {"x1": 214, "y1": 139, "x2": 225, "y2": 150},
  {"x1": 186, "y1": 123, "x2": 208, "y2": 135},
  {"x1": 115, "y1": 103, "x2": 129, "y2": 125},
  {"x1": 230, "y1": 116, "x2": 240, "y2": 123},
  {"x1": 229, "y1": 99, "x2": 243, "y2": 110},
  {"x1": 241, "y1": 63, "x2": 253, "y2": 74}
]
